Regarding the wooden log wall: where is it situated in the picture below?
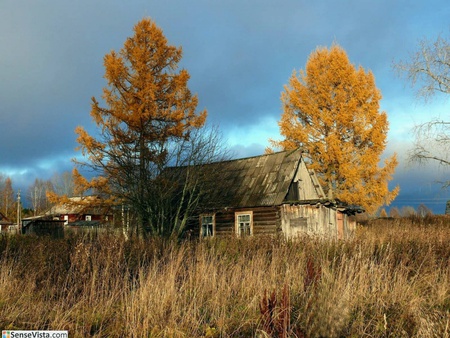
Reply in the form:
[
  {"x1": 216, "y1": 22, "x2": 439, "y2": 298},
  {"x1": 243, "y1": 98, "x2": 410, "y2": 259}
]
[
  {"x1": 215, "y1": 206, "x2": 279, "y2": 236},
  {"x1": 190, "y1": 204, "x2": 355, "y2": 239},
  {"x1": 191, "y1": 206, "x2": 280, "y2": 237}
]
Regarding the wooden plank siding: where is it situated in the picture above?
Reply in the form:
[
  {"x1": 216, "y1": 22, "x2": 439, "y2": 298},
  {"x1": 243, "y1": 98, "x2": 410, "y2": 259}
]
[
  {"x1": 281, "y1": 204, "x2": 333, "y2": 238},
  {"x1": 280, "y1": 204, "x2": 355, "y2": 239}
]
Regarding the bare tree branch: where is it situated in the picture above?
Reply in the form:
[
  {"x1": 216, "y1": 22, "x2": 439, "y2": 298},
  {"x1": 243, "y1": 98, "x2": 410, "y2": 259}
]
[
  {"x1": 394, "y1": 31, "x2": 450, "y2": 186},
  {"x1": 394, "y1": 32, "x2": 450, "y2": 100}
]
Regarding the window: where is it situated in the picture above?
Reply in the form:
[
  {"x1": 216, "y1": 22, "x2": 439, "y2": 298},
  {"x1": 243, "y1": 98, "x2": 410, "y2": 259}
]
[
  {"x1": 85, "y1": 215, "x2": 92, "y2": 221},
  {"x1": 235, "y1": 212, "x2": 253, "y2": 236},
  {"x1": 200, "y1": 214, "x2": 214, "y2": 237}
]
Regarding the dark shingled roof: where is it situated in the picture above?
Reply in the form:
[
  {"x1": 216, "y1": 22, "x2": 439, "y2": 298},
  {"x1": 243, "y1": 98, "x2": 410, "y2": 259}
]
[{"x1": 204, "y1": 148, "x2": 302, "y2": 208}]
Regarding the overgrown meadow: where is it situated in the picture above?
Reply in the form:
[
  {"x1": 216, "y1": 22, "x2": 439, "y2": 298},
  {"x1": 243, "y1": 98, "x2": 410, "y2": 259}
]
[{"x1": 0, "y1": 217, "x2": 448, "y2": 337}]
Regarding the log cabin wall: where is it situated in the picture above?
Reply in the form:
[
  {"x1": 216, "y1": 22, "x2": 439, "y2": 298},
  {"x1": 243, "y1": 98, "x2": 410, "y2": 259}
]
[
  {"x1": 251, "y1": 206, "x2": 280, "y2": 235},
  {"x1": 194, "y1": 206, "x2": 280, "y2": 237},
  {"x1": 193, "y1": 205, "x2": 356, "y2": 239}
]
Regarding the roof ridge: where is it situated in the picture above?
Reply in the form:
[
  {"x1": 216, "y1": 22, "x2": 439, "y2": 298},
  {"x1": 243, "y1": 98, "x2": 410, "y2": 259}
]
[{"x1": 212, "y1": 148, "x2": 302, "y2": 165}]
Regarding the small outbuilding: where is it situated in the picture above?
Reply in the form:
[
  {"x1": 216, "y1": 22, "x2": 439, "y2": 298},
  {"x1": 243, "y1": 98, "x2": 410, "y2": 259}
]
[
  {"x1": 22, "y1": 215, "x2": 65, "y2": 237},
  {"x1": 185, "y1": 149, "x2": 362, "y2": 239}
]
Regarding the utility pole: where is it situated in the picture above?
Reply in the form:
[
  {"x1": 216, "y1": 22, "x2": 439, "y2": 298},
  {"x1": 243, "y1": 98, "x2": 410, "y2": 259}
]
[
  {"x1": 5, "y1": 194, "x2": 8, "y2": 222},
  {"x1": 17, "y1": 190, "x2": 21, "y2": 234}
]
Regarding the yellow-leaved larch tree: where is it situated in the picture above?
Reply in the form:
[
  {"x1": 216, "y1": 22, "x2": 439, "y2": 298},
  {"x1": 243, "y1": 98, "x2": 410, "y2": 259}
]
[
  {"x1": 271, "y1": 45, "x2": 398, "y2": 214},
  {"x1": 72, "y1": 18, "x2": 209, "y2": 235}
]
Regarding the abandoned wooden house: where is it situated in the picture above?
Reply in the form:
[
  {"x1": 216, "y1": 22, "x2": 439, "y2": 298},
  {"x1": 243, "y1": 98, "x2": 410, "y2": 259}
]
[{"x1": 186, "y1": 149, "x2": 362, "y2": 239}]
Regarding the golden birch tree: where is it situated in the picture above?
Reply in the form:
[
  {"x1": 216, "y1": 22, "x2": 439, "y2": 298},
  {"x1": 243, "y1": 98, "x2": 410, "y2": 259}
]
[
  {"x1": 74, "y1": 18, "x2": 207, "y2": 234},
  {"x1": 272, "y1": 45, "x2": 398, "y2": 213}
]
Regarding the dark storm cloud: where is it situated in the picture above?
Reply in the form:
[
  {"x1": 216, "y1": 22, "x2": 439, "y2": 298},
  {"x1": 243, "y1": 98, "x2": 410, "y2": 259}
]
[{"x1": 388, "y1": 161, "x2": 449, "y2": 214}]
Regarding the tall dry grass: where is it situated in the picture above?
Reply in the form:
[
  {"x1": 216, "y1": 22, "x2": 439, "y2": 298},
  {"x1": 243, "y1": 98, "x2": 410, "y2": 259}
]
[{"x1": 0, "y1": 216, "x2": 448, "y2": 337}]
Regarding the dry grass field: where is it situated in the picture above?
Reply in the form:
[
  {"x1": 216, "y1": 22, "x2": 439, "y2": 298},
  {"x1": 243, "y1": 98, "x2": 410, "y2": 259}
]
[{"x1": 0, "y1": 216, "x2": 448, "y2": 337}]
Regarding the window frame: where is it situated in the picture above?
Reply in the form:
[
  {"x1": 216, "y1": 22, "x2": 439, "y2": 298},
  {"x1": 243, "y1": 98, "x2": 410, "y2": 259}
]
[
  {"x1": 235, "y1": 211, "x2": 253, "y2": 236},
  {"x1": 200, "y1": 214, "x2": 215, "y2": 238}
]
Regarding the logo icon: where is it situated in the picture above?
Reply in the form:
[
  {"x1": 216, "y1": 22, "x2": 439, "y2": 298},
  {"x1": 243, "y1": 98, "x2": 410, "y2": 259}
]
[{"x1": 2, "y1": 331, "x2": 11, "y2": 338}]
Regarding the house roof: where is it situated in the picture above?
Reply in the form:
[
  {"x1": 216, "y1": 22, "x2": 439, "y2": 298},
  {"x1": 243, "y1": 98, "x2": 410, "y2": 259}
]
[
  {"x1": 172, "y1": 148, "x2": 363, "y2": 213},
  {"x1": 45, "y1": 196, "x2": 112, "y2": 216},
  {"x1": 221, "y1": 148, "x2": 302, "y2": 207},
  {"x1": 191, "y1": 148, "x2": 303, "y2": 209}
]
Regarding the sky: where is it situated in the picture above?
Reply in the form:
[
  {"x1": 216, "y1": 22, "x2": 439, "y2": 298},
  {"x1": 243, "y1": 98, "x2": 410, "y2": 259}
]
[{"x1": 1, "y1": 0, "x2": 449, "y2": 213}]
